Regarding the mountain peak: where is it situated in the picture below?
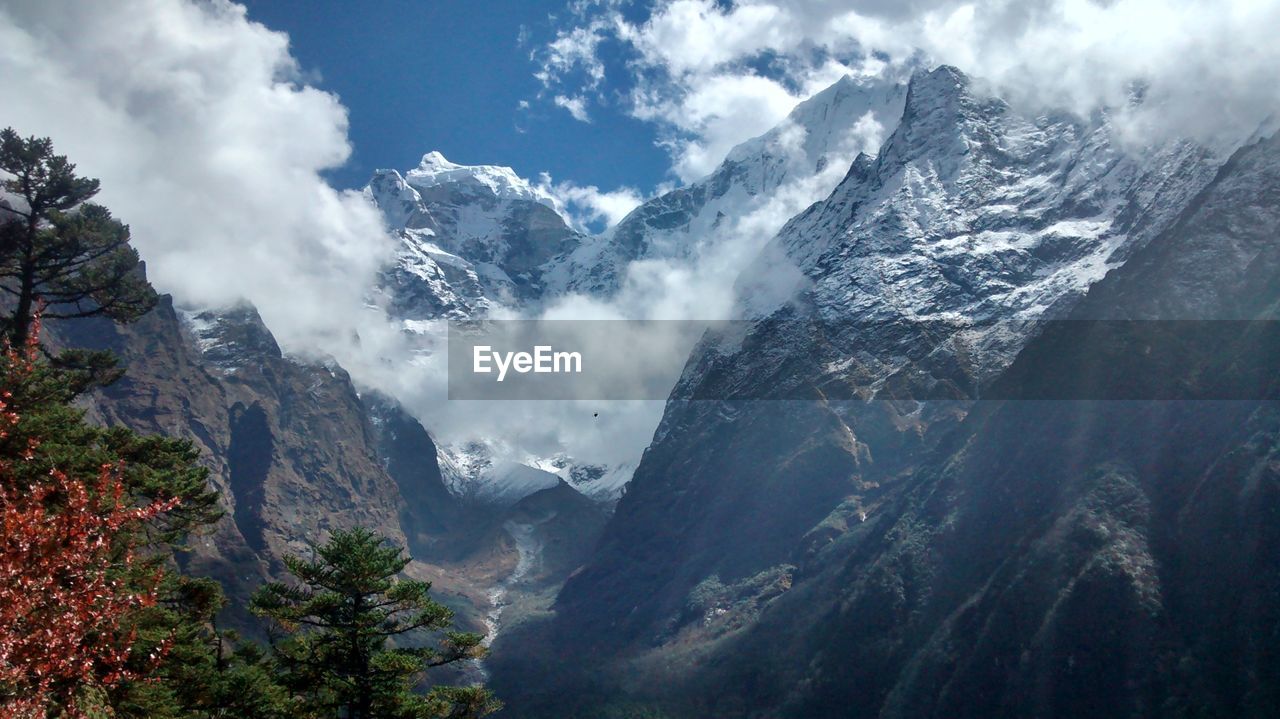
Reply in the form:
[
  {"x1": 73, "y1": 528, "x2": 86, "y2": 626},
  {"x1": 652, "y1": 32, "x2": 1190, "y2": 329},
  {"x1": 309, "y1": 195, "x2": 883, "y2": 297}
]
[
  {"x1": 403, "y1": 151, "x2": 558, "y2": 208},
  {"x1": 364, "y1": 168, "x2": 422, "y2": 229},
  {"x1": 808, "y1": 73, "x2": 857, "y2": 101},
  {"x1": 870, "y1": 64, "x2": 1003, "y2": 173},
  {"x1": 902, "y1": 64, "x2": 973, "y2": 116},
  {"x1": 722, "y1": 73, "x2": 908, "y2": 171},
  {"x1": 178, "y1": 301, "x2": 283, "y2": 372},
  {"x1": 417, "y1": 150, "x2": 457, "y2": 171}
]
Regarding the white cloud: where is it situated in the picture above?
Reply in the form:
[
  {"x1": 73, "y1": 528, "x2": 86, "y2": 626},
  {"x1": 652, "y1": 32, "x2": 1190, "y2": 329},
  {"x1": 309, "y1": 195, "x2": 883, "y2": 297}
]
[
  {"x1": 634, "y1": 72, "x2": 804, "y2": 181},
  {"x1": 554, "y1": 94, "x2": 593, "y2": 122},
  {"x1": 538, "y1": 0, "x2": 1280, "y2": 182},
  {"x1": 535, "y1": 0, "x2": 891, "y2": 182},
  {"x1": 619, "y1": 0, "x2": 793, "y2": 75},
  {"x1": 537, "y1": 173, "x2": 643, "y2": 230},
  {"x1": 0, "y1": 0, "x2": 411, "y2": 386},
  {"x1": 534, "y1": 19, "x2": 610, "y2": 89}
]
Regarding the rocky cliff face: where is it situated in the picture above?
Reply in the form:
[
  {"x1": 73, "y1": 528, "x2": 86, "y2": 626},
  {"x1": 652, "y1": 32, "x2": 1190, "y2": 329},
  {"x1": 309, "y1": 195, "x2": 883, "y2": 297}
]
[
  {"x1": 551, "y1": 62, "x2": 1217, "y2": 644},
  {"x1": 54, "y1": 299, "x2": 441, "y2": 629},
  {"x1": 489, "y1": 67, "x2": 1262, "y2": 717},
  {"x1": 54, "y1": 289, "x2": 612, "y2": 643},
  {"x1": 750, "y1": 130, "x2": 1280, "y2": 719}
]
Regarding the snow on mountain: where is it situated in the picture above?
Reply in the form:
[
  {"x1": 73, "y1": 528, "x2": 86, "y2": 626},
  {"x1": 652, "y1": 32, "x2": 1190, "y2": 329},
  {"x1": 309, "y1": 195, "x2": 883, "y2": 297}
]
[
  {"x1": 728, "y1": 65, "x2": 1218, "y2": 382},
  {"x1": 376, "y1": 226, "x2": 496, "y2": 323},
  {"x1": 544, "y1": 69, "x2": 1230, "y2": 697},
  {"x1": 359, "y1": 67, "x2": 1222, "y2": 506},
  {"x1": 723, "y1": 74, "x2": 906, "y2": 179},
  {"x1": 652, "y1": 63, "x2": 1220, "y2": 469},
  {"x1": 360, "y1": 75, "x2": 914, "y2": 503},
  {"x1": 366, "y1": 74, "x2": 910, "y2": 322},
  {"x1": 363, "y1": 168, "x2": 423, "y2": 231},
  {"x1": 177, "y1": 303, "x2": 284, "y2": 374},
  {"x1": 436, "y1": 441, "x2": 563, "y2": 505},
  {"x1": 366, "y1": 153, "x2": 587, "y2": 324},
  {"x1": 405, "y1": 151, "x2": 560, "y2": 208},
  {"x1": 544, "y1": 74, "x2": 909, "y2": 299}
]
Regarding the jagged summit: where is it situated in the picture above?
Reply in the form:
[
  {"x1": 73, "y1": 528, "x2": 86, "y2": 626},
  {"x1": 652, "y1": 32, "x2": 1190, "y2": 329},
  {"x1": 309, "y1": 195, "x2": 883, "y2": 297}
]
[
  {"x1": 587, "y1": 72, "x2": 910, "y2": 289},
  {"x1": 177, "y1": 302, "x2": 283, "y2": 373},
  {"x1": 758, "y1": 61, "x2": 1207, "y2": 330},
  {"x1": 402, "y1": 150, "x2": 558, "y2": 208},
  {"x1": 899, "y1": 64, "x2": 972, "y2": 122},
  {"x1": 721, "y1": 72, "x2": 908, "y2": 176},
  {"x1": 364, "y1": 169, "x2": 422, "y2": 229},
  {"x1": 907, "y1": 63, "x2": 968, "y2": 96}
]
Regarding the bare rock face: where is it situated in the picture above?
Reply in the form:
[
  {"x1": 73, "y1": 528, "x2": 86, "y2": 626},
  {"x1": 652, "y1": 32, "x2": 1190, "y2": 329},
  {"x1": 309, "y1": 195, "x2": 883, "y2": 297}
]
[
  {"x1": 54, "y1": 298, "x2": 439, "y2": 630},
  {"x1": 764, "y1": 131, "x2": 1280, "y2": 719},
  {"x1": 547, "y1": 63, "x2": 1217, "y2": 653},
  {"x1": 489, "y1": 69, "x2": 1278, "y2": 719},
  {"x1": 53, "y1": 293, "x2": 609, "y2": 643}
]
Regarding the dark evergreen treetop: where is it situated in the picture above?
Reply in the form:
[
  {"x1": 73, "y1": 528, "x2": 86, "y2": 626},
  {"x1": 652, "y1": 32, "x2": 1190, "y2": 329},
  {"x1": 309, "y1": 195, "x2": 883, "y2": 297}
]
[
  {"x1": 0, "y1": 127, "x2": 157, "y2": 348},
  {"x1": 252, "y1": 527, "x2": 499, "y2": 719}
]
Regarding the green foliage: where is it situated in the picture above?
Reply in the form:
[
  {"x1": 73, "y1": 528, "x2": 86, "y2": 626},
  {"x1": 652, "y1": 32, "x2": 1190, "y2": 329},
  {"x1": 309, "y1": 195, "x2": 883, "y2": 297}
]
[
  {"x1": 0, "y1": 331, "x2": 302, "y2": 718},
  {"x1": 1, "y1": 129, "x2": 507, "y2": 718},
  {"x1": 252, "y1": 527, "x2": 500, "y2": 719},
  {"x1": 0, "y1": 345, "x2": 222, "y2": 543},
  {"x1": 0, "y1": 325, "x2": 249, "y2": 717},
  {"x1": 0, "y1": 127, "x2": 157, "y2": 349},
  {"x1": 111, "y1": 577, "x2": 295, "y2": 719}
]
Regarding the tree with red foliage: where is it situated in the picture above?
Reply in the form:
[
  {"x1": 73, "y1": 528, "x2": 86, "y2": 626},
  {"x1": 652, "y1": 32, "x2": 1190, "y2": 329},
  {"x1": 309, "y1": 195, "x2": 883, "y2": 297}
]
[{"x1": 0, "y1": 324, "x2": 179, "y2": 717}]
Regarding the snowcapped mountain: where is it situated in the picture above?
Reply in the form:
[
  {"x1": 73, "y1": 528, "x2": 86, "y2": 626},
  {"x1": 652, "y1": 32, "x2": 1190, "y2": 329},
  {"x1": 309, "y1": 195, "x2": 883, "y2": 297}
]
[
  {"x1": 360, "y1": 66, "x2": 1222, "y2": 514},
  {"x1": 406, "y1": 151, "x2": 561, "y2": 206},
  {"x1": 365, "y1": 152, "x2": 587, "y2": 322},
  {"x1": 722, "y1": 129, "x2": 1280, "y2": 719},
  {"x1": 709, "y1": 65, "x2": 1217, "y2": 399},
  {"x1": 361, "y1": 74, "x2": 911, "y2": 503},
  {"x1": 436, "y1": 442, "x2": 563, "y2": 505},
  {"x1": 535, "y1": 65, "x2": 1226, "y2": 710},
  {"x1": 367, "y1": 74, "x2": 910, "y2": 322},
  {"x1": 762, "y1": 66, "x2": 1209, "y2": 320},
  {"x1": 549, "y1": 73, "x2": 909, "y2": 298}
]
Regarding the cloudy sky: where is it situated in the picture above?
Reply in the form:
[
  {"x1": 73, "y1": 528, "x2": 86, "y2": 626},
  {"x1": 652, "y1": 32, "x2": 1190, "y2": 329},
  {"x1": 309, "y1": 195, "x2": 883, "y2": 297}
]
[
  {"x1": 2, "y1": 0, "x2": 1278, "y2": 474},
  {"x1": 252, "y1": 0, "x2": 1280, "y2": 189},
  {"x1": 231, "y1": 0, "x2": 1280, "y2": 229}
]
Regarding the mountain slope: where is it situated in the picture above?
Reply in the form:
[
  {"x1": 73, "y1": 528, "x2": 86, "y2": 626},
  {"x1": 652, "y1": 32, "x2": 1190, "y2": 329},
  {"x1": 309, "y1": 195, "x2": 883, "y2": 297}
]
[
  {"x1": 551, "y1": 74, "x2": 909, "y2": 297},
  {"x1": 761, "y1": 129, "x2": 1280, "y2": 719},
  {"x1": 490, "y1": 66, "x2": 1227, "y2": 716},
  {"x1": 366, "y1": 153, "x2": 584, "y2": 321},
  {"x1": 363, "y1": 74, "x2": 911, "y2": 503},
  {"x1": 54, "y1": 299, "x2": 435, "y2": 630}
]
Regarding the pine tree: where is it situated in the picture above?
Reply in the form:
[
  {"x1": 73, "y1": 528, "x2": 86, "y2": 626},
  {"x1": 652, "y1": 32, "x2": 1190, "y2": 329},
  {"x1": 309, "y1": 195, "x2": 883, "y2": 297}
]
[
  {"x1": 112, "y1": 576, "x2": 295, "y2": 719},
  {"x1": 0, "y1": 317, "x2": 221, "y2": 544},
  {"x1": 0, "y1": 127, "x2": 157, "y2": 348},
  {"x1": 251, "y1": 528, "x2": 500, "y2": 719}
]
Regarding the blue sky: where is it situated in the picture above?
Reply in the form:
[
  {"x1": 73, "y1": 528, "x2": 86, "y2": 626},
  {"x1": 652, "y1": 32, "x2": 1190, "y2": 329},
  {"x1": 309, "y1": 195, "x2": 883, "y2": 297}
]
[{"x1": 241, "y1": 0, "x2": 669, "y2": 192}]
